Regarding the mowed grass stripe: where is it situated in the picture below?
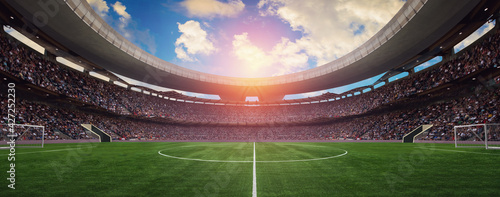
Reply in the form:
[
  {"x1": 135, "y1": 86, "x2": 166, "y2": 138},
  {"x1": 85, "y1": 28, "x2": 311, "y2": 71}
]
[
  {"x1": 255, "y1": 142, "x2": 346, "y2": 162},
  {"x1": 161, "y1": 142, "x2": 254, "y2": 161},
  {"x1": 0, "y1": 142, "x2": 253, "y2": 196},
  {"x1": 257, "y1": 142, "x2": 500, "y2": 196},
  {"x1": 1, "y1": 142, "x2": 499, "y2": 196}
]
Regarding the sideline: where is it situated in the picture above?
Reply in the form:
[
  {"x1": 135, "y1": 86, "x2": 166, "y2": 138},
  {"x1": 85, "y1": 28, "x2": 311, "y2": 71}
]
[
  {"x1": 0, "y1": 147, "x2": 84, "y2": 155},
  {"x1": 416, "y1": 147, "x2": 500, "y2": 156},
  {"x1": 252, "y1": 142, "x2": 257, "y2": 197}
]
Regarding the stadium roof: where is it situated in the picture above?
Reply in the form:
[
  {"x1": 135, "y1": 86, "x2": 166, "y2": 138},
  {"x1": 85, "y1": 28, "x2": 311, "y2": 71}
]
[{"x1": 1, "y1": 0, "x2": 499, "y2": 101}]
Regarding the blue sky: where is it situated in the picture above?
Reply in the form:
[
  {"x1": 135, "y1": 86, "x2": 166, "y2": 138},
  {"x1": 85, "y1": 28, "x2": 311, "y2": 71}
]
[
  {"x1": 84, "y1": 0, "x2": 406, "y2": 99},
  {"x1": 86, "y1": 0, "x2": 405, "y2": 78},
  {"x1": 286, "y1": 20, "x2": 496, "y2": 99}
]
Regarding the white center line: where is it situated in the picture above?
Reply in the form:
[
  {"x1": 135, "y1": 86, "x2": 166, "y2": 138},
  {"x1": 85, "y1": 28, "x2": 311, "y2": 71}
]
[{"x1": 252, "y1": 142, "x2": 257, "y2": 197}]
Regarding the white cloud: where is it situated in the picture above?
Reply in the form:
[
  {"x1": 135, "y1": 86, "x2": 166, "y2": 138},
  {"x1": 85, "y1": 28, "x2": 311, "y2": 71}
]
[
  {"x1": 258, "y1": 0, "x2": 404, "y2": 66},
  {"x1": 110, "y1": 2, "x2": 157, "y2": 55},
  {"x1": 271, "y1": 37, "x2": 308, "y2": 76},
  {"x1": 231, "y1": 33, "x2": 308, "y2": 77},
  {"x1": 232, "y1": 33, "x2": 274, "y2": 73},
  {"x1": 86, "y1": 0, "x2": 109, "y2": 17},
  {"x1": 87, "y1": 1, "x2": 157, "y2": 55},
  {"x1": 112, "y1": 1, "x2": 131, "y2": 20},
  {"x1": 175, "y1": 20, "x2": 217, "y2": 62},
  {"x1": 181, "y1": 0, "x2": 245, "y2": 18},
  {"x1": 175, "y1": 47, "x2": 195, "y2": 62},
  {"x1": 112, "y1": 1, "x2": 131, "y2": 39}
]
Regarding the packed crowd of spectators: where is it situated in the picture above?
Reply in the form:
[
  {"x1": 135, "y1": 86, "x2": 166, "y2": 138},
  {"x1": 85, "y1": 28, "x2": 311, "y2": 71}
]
[
  {"x1": 1, "y1": 77, "x2": 498, "y2": 141},
  {"x1": 0, "y1": 28, "x2": 500, "y2": 141},
  {"x1": 0, "y1": 97, "x2": 79, "y2": 140},
  {"x1": 0, "y1": 34, "x2": 131, "y2": 115},
  {"x1": 0, "y1": 90, "x2": 123, "y2": 140},
  {"x1": 362, "y1": 84, "x2": 500, "y2": 140},
  {"x1": 2, "y1": 30, "x2": 500, "y2": 124}
]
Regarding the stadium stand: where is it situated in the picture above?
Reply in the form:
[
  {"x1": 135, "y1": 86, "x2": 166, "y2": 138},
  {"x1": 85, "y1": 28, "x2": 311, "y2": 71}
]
[{"x1": 1, "y1": 27, "x2": 500, "y2": 141}]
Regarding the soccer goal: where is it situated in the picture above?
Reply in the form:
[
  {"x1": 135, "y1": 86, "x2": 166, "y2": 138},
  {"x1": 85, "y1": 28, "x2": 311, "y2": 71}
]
[
  {"x1": 454, "y1": 124, "x2": 500, "y2": 149},
  {"x1": 0, "y1": 124, "x2": 45, "y2": 148}
]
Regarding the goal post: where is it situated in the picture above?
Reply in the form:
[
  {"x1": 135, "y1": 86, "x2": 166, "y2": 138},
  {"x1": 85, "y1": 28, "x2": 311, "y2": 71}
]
[
  {"x1": 0, "y1": 124, "x2": 45, "y2": 148},
  {"x1": 454, "y1": 123, "x2": 500, "y2": 149}
]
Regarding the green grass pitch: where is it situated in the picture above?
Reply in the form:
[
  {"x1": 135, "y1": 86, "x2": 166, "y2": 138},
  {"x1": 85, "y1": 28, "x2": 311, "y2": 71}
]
[{"x1": 1, "y1": 142, "x2": 500, "y2": 196}]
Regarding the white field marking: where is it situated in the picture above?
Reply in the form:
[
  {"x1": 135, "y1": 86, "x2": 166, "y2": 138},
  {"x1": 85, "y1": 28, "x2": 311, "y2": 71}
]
[
  {"x1": 157, "y1": 150, "x2": 253, "y2": 163},
  {"x1": 281, "y1": 144, "x2": 330, "y2": 148},
  {"x1": 157, "y1": 145, "x2": 348, "y2": 163},
  {"x1": 0, "y1": 147, "x2": 84, "y2": 155},
  {"x1": 417, "y1": 147, "x2": 500, "y2": 156},
  {"x1": 253, "y1": 142, "x2": 257, "y2": 197},
  {"x1": 256, "y1": 151, "x2": 348, "y2": 163},
  {"x1": 177, "y1": 143, "x2": 326, "y2": 149},
  {"x1": 178, "y1": 143, "x2": 249, "y2": 148}
]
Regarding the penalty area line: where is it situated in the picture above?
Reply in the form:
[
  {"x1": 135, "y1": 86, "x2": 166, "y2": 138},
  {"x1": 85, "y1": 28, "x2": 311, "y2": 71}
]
[
  {"x1": 0, "y1": 147, "x2": 84, "y2": 155},
  {"x1": 253, "y1": 142, "x2": 257, "y2": 197},
  {"x1": 416, "y1": 147, "x2": 500, "y2": 156}
]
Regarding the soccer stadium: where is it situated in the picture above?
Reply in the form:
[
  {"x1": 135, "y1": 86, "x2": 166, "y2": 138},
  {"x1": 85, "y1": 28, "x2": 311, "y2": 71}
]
[{"x1": 1, "y1": 0, "x2": 500, "y2": 196}]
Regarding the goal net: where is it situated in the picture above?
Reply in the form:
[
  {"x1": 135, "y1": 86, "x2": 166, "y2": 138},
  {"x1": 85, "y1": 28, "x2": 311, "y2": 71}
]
[
  {"x1": 454, "y1": 124, "x2": 500, "y2": 149},
  {"x1": 0, "y1": 124, "x2": 45, "y2": 148}
]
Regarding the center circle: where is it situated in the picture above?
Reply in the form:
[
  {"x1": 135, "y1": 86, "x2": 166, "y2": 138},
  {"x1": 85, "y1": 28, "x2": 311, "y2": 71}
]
[{"x1": 157, "y1": 144, "x2": 348, "y2": 163}]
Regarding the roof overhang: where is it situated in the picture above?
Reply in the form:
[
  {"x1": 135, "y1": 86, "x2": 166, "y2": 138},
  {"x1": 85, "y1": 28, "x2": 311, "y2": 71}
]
[{"x1": 1, "y1": 0, "x2": 499, "y2": 101}]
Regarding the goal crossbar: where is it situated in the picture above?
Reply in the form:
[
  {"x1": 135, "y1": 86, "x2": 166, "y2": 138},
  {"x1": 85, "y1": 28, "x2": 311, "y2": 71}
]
[
  {"x1": 454, "y1": 123, "x2": 500, "y2": 149},
  {"x1": 0, "y1": 124, "x2": 45, "y2": 148}
]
